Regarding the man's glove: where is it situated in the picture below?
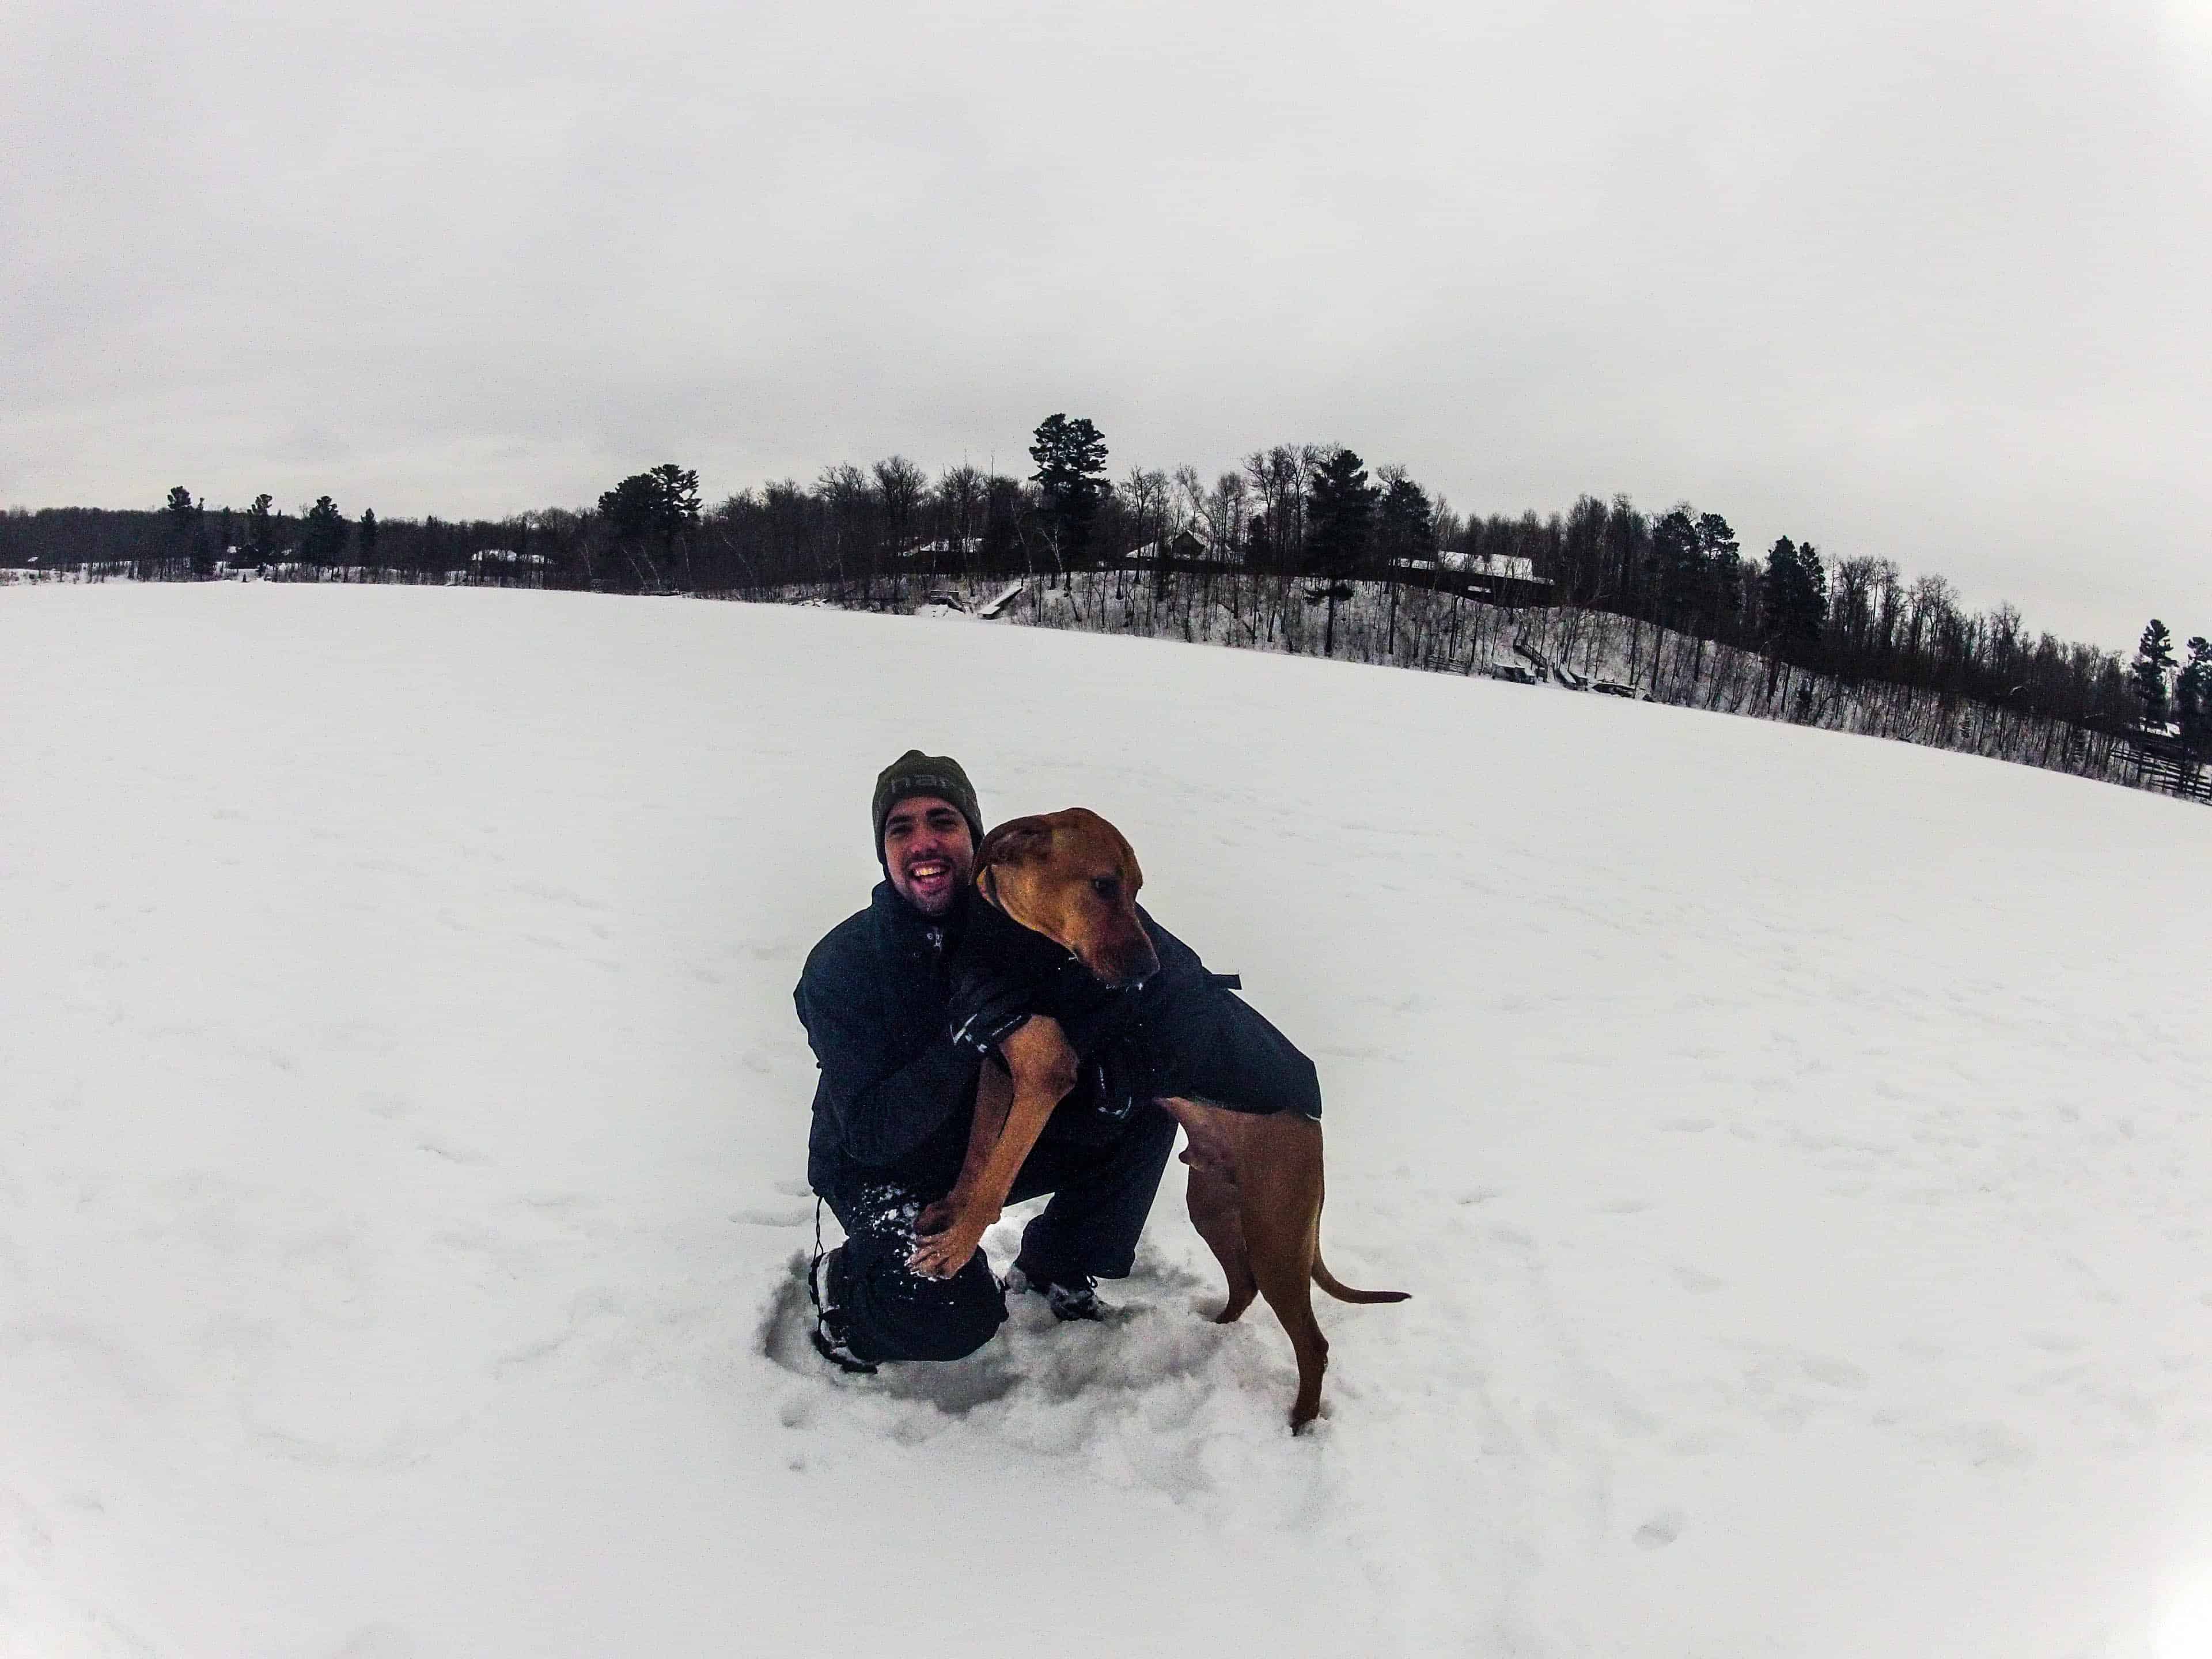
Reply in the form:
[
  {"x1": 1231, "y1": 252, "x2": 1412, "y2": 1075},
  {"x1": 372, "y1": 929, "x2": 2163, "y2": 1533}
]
[
  {"x1": 1090, "y1": 1028, "x2": 1166, "y2": 1122},
  {"x1": 946, "y1": 970, "x2": 1033, "y2": 1058}
]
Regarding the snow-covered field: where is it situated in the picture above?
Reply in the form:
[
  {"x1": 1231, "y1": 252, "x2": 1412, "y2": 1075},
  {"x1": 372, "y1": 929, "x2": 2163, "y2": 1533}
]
[{"x1": 5, "y1": 584, "x2": 2211, "y2": 1658}]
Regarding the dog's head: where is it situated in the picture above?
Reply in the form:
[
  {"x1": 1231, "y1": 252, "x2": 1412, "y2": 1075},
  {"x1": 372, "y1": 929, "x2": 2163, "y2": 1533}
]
[{"x1": 975, "y1": 808, "x2": 1161, "y2": 989}]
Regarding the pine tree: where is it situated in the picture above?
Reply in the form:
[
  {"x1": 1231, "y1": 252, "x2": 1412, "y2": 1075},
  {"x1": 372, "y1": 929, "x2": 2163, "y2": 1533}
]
[
  {"x1": 359, "y1": 507, "x2": 378, "y2": 568},
  {"x1": 1305, "y1": 448, "x2": 1377, "y2": 576},
  {"x1": 2172, "y1": 635, "x2": 2210, "y2": 751},
  {"x1": 1763, "y1": 536, "x2": 1824, "y2": 647},
  {"x1": 1698, "y1": 512, "x2": 1741, "y2": 622},
  {"x1": 1650, "y1": 507, "x2": 1704, "y2": 618},
  {"x1": 1028, "y1": 415, "x2": 1108, "y2": 565},
  {"x1": 164, "y1": 486, "x2": 209, "y2": 575},
  {"x1": 1794, "y1": 541, "x2": 1828, "y2": 635},
  {"x1": 599, "y1": 464, "x2": 700, "y2": 589},
  {"x1": 2133, "y1": 619, "x2": 2177, "y2": 727},
  {"x1": 1373, "y1": 469, "x2": 1434, "y2": 658},
  {"x1": 1374, "y1": 471, "x2": 1435, "y2": 566},
  {"x1": 648, "y1": 463, "x2": 701, "y2": 587},
  {"x1": 247, "y1": 494, "x2": 276, "y2": 565},
  {"x1": 302, "y1": 496, "x2": 349, "y2": 567}
]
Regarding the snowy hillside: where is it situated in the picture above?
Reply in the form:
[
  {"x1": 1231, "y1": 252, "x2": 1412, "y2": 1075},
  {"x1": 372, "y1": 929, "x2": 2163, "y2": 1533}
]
[{"x1": 5, "y1": 584, "x2": 2210, "y2": 1659}]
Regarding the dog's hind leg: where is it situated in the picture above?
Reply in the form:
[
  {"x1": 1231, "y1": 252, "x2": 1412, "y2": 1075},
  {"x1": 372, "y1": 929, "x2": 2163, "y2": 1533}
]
[
  {"x1": 1241, "y1": 1115, "x2": 1331, "y2": 1430},
  {"x1": 1182, "y1": 1145, "x2": 1257, "y2": 1324}
]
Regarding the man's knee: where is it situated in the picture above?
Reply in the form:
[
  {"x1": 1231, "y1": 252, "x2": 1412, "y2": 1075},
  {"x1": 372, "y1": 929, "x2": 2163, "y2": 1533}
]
[{"x1": 838, "y1": 1225, "x2": 1007, "y2": 1364}]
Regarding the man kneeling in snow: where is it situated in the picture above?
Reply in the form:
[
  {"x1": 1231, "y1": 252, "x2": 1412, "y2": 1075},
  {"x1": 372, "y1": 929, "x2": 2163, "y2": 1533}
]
[{"x1": 792, "y1": 751, "x2": 1177, "y2": 1373}]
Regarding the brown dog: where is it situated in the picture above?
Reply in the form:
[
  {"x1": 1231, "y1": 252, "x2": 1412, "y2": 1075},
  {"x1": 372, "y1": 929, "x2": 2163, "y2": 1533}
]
[{"x1": 906, "y1": 808, "x2": 1407, "y2": 1431}]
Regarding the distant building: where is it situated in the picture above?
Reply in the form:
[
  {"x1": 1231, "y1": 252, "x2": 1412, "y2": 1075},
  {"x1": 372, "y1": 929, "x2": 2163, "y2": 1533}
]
[
  {"x1": 1124, "y1": 527, "x2": 1229, "y2": 565},
  {"x1": 1441, "y1": 551, "x2": 1546, "y2": 585},
  {"x1": 892, "y1": 537, "x2": 984, "y2": 564},
  {"x1": 1440, "y1": 550, "x2": 1552, "y2": 605}
]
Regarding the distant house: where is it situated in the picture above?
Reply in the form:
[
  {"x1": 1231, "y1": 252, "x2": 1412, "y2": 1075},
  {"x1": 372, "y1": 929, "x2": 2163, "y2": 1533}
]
[
  {"x1": 1438, "y1": 550, "x2": 1552, "y2": 605},
  {"x1": 892, "y1": 536, "x2": 984, "y2": 565},
  {"x1": 1444, "y1": 551, "x2": 1540, "y2": 583},
  {"x1": 1124, "y1": 527, "x2": 1226, "y2": 565},
  {"x1": 467, "y1": 548, "x2": 550, "y2": 588}
]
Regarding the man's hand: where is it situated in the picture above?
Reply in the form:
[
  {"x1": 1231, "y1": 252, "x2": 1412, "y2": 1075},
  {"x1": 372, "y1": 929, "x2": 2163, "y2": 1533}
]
[
  {"x1": 946, "y1": 969, "x2": 1033, "y2": 1059},
  {"x1": 1093, "y1": 1029, "x2": 1166, "y2": 1121},
  {"x1": 908, "y1": 1194, "x2": 998, "y2": 1278},
  {"x1": 914, "y1": 1187, "x2": 969, "y2": 1237}
]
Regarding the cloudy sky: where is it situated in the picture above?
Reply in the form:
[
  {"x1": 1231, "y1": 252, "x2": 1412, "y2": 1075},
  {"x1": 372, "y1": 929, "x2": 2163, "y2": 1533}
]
[{"x1": 5, "y1": 0, "x2": 2207, "y2": 645}]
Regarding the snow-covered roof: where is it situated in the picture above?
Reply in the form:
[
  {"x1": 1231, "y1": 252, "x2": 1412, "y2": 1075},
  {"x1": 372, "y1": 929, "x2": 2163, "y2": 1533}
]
[{"x1": 1440, "y1": 551, "x2": 1548, "y2": 583}]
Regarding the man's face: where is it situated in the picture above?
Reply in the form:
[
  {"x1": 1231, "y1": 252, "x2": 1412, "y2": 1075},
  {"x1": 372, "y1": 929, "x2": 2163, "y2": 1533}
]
[{"x1": 882, "y1": 794, "x2": 975, "y2": 916}]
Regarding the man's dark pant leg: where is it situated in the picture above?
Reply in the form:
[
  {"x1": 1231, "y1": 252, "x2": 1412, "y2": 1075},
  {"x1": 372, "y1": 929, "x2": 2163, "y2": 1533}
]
[
  {"x1": 1007, "y1": 1098, "x2": 1177, "y2": 1287},
  {"x1": 824, "y1": 1182, "x2": 1007, "y2": 1363}
]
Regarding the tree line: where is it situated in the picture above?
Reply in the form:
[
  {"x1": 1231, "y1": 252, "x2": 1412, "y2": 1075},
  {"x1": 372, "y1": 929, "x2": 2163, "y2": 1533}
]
[{"x1": 3, "y1": 415, "x2": 2200, "y2": 770}]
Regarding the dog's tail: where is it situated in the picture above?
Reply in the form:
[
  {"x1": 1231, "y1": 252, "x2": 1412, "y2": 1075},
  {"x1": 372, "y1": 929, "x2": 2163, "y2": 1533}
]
[{"x1": 1311, "y1": 1255, "x2": 1410, "y2": 1305}]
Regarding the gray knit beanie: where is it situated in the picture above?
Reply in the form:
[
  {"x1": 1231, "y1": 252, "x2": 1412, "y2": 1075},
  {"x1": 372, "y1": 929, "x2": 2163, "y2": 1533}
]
[{"x1": 872, "y1": 750, "x2": 985, "y2": 866}]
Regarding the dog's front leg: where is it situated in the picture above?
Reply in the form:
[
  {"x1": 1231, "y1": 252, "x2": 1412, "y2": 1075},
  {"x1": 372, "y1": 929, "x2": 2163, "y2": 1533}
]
[
  {"x1": 907, "y1": 1017, "x2": 1075, "y2": 1278},
  {"x1": 917, "y1": 1056, "x2": 1014, "y2": 1237}
]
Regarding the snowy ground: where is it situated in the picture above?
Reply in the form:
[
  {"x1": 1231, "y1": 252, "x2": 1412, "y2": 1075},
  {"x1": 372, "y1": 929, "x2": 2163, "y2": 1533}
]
[{"x1": 5, "y1": 584, "x2": 2211, "y2": 1658}]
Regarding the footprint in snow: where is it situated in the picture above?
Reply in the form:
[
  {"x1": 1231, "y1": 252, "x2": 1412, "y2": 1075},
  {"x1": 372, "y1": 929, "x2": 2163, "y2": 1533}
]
[
  {"x1": 331, "y1": 1624, "x2": 418, "y2": 1659},
  {"x1": 1634, "y1": 1510, "x2": 1685, "y2": 1550},
  {"x1": 1800, "y1": 1354, "x2": 1870, "y2": 1390},
  {"x1": 415, "y1": 1140, "x2": 491, "y2": 1166}
]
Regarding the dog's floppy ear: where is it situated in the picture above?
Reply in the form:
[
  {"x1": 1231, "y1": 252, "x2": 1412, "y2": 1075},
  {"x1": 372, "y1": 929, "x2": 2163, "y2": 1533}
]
[{"x1": 976, "y1": 816, "x2": 1054, "y2": 873}]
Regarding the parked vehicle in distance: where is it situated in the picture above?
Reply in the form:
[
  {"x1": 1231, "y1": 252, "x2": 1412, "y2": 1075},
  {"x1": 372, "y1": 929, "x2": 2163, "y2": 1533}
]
[
  {"x1": 1593, "y1": 680, "x2": 1651, "y2": 700},
  {"x1": 1487, "y1": 661, "x2": 1542, "y2": 684}
]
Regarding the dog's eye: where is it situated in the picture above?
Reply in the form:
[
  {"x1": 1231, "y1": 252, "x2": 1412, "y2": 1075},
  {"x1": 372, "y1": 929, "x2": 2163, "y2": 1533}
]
[{"x1": 1090, "y1": 876, "x2": 1119, "y2": 900}]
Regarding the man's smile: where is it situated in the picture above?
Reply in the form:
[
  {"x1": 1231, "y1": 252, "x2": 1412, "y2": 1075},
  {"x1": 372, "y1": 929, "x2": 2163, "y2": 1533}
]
[{"x1": 904, "y1": 857, "x2": 955, "y2": 893}]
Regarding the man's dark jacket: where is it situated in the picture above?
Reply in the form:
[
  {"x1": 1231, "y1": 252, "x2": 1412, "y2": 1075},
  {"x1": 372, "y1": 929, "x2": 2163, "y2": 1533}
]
[
  {"x1": 795, "y1": 882, "x2": 1319, "y2": 1199},
  {"x1": 795, "y1": 882, "x2": 984, "y2": 1198}
]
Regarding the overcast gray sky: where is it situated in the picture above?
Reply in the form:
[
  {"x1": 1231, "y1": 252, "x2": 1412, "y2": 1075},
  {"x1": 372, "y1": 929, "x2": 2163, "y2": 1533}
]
[{"x1": 5, "y1": 0, "x2": 2207, "y2": 646}]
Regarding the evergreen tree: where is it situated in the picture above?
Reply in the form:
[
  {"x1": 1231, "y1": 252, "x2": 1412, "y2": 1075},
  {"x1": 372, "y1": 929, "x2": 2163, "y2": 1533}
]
[
  {"x1": 359, "y1": 507, "x2": 378, "y2": 567},
  {"x1": 1763, "y1": 536, "x2": 1825, "y2": 647},
  {"x1": 302, "y1": 495, "x2": 349, "y2": 567},
  {"x1": 1794, "y1": 541, "x2": 1828, "y2": 634},
  {"x1": 1305, "y1": 447, "x2": 1377, "y2": 575},
  {"x1": 247, "y1": 494, "x2": 276, "y2": 564},
  {"x1": 1374, "y1": 471, "x2": 1435, "y2": 567},
  {"x1": 2175, "y1": 637, "x2": 2211, "y2": 753},
  {"x1": 164, "y1": 486, "x2": 209, "y2": 575},
  {"x1": 599, "y1": 464, "x2": 701, "y2": 588},
  {"x1": 2133, "y1": 619, "x2": 2177, "y2": 727},
  {"x1": 1650, "y1": 507, "x2": 1704, "y2": 616},
  {"x1": 1373, "y1": 468, "x2": 1434, "y2": 660},
  {"x1": 1698, "y1": 512, "x2": 1741, "y2": 620},
  {"x1": 1028, "y1": 414, "x2": 1108, "y2": 563}
]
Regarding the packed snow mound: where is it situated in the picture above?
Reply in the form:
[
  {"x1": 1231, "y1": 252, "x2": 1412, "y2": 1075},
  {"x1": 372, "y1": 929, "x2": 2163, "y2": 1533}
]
[{"x1": 3, "y1": 584, "x2": 2211, "y2": 1659}]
